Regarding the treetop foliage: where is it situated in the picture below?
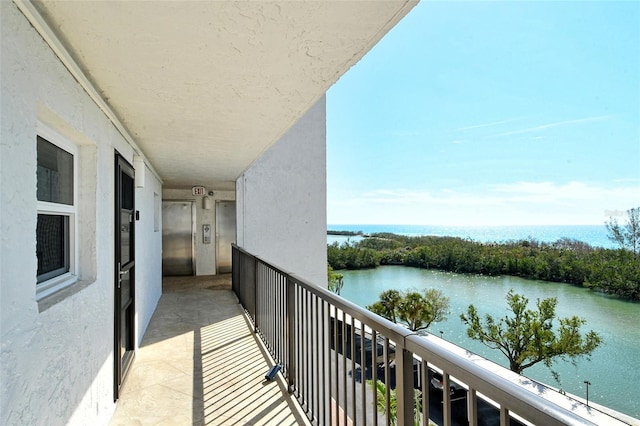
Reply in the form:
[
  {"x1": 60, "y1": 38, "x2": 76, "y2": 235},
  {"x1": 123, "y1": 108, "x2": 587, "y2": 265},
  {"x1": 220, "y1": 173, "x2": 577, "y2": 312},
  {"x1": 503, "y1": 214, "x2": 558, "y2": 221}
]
[
  {"x1": 328, "y1": 232, "x2": 640, "y2": 301},
  {"x1": 367, "y1": 288, "x2": 450, "y2": 332},
  {"x1": 327, "y1": 265, "x2": 344, "y2": 295},
  {"x1": 606, "y1": 206, "x2": 640, "y2": 256},
  {"x1": 460, "y1": 290, "x2": 602, "y2": 381}
]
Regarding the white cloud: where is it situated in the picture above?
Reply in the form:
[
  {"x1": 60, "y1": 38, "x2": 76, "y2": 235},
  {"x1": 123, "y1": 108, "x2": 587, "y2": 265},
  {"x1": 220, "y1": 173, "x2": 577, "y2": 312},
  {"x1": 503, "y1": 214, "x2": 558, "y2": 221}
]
[
  {"x1": 614, "y1": 178, "x2": 640, "y2": 183},
  {"x1": 456, "y1": 117, "x2": 523, "y2": 131},
  {"x1": 488, "y1": 115, "x2": 612, "y2": 138},
  {"x1": 327, "y1": 181, "x2": 640, "y2": 226},
  {"x1": 491, "y1": 181, "x2": 638, "y2": 203}
]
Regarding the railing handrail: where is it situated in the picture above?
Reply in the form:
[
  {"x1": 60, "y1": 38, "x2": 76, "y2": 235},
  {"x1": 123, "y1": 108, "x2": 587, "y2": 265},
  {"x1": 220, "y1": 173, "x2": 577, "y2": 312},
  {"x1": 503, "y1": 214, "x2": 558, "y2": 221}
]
[
  {"x1": 233, "y1": 244, "x2": 413, "y2": 341},
  {"x1": 232, "y1": 244, "x2": 628, "y2": 426},
  {"x1": 404, "y1": 334, "x2": 598, "y2": 426}
]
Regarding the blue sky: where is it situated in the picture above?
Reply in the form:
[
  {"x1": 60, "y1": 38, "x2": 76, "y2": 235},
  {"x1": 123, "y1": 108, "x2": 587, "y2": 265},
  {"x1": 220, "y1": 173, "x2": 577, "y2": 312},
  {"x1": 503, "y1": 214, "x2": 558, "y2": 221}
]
[{"x1": 327, "y1": 1, "x2": 640, "y2": 226}]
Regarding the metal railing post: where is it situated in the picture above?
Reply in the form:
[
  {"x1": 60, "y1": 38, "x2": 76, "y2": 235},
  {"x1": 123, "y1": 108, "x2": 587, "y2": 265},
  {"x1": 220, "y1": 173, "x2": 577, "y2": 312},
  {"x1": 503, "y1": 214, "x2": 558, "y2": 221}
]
[
  {"x1": 231, "y1": 246, "x2": 238, "y2": 295},
  {"x1": 443, "y1": 372, "x2": 452, "y2": 426},
  {"x1": 395, "y1": 347, "x2": 415, "y2": 426},
  {"x1": 253, "y1": 258, "x2": 258, "y2": 334},
  {"x1": 468, "y1": 388, "x2": 478, "y2": 426},
  {"x1": 286, "y1": 276, "x2": 296, "y2": 393},
  {"x1": 500, "y1": 406, "x2": 509, "y2": 426},
  {"x1": 421, "y1": 359, "x2": 429, "y2": 424}
]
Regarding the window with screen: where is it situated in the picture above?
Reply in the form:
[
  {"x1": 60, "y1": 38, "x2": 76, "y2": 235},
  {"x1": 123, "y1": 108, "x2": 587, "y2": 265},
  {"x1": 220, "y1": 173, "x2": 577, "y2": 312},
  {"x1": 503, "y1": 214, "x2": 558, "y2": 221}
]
[{"x1": 36, "y1": 132, "x2": 78, "y2": 297}]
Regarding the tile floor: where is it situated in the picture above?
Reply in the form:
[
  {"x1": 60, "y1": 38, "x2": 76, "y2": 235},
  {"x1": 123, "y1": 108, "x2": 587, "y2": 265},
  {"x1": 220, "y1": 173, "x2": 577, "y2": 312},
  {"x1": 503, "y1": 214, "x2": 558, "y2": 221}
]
[{"x1": 109, "y1": 275, "x2": 309, "y2": 425}]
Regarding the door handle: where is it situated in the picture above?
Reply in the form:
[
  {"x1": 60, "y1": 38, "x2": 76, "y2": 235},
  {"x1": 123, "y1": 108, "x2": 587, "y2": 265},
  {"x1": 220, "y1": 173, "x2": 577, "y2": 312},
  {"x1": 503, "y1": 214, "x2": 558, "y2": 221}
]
[{"x1": 117, "y1": 262, "x2": 123, "y2": 289}]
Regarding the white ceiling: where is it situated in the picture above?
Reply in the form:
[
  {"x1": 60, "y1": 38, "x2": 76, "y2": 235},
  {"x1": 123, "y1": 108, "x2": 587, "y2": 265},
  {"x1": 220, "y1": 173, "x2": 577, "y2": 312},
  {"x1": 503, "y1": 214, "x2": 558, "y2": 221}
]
[{"x1": 32, "y1": 1, "x2": 417, "y2": 190}]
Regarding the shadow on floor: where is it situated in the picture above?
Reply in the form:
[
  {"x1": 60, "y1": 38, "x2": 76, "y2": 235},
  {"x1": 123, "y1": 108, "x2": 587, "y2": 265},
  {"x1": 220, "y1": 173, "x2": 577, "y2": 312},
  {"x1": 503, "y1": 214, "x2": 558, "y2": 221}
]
[{"x1": 110, "y1": 275, "x2": 309, "y2": 425}]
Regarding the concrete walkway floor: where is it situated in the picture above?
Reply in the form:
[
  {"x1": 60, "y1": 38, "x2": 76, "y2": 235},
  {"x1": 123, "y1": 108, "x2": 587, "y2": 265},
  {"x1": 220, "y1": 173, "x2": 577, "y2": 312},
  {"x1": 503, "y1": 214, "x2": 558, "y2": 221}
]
[{"x1": 110, "y1": 275, "x2": 309, "y2": 425}]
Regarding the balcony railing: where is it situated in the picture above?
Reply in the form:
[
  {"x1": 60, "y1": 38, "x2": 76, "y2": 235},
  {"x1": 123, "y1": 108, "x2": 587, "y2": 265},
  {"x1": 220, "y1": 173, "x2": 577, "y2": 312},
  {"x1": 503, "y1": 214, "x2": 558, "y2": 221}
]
[{"x1": 232, "y1": 245, "x2": 626, "y2": 426}]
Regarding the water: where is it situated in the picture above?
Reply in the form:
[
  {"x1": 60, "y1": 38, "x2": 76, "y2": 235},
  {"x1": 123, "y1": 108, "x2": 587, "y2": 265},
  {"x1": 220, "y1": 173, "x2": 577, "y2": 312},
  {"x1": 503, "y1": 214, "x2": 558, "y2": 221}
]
[
  {"x1": 328, "y1": 224, "x2": 615, "y2": 248},
  {"x1": 339, "y1": 266, "x2": 640, "y2": 419}
]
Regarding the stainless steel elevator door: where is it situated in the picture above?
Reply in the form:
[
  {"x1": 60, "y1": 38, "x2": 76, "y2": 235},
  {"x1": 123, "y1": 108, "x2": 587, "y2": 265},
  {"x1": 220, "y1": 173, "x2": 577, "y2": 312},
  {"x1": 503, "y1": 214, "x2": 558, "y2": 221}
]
[
  {"x1": 216, "y1": 201, "x2": 236, "y2": 274},
  {"x1": 162, "y1": 201, "x2": 195, "y2": 276}
]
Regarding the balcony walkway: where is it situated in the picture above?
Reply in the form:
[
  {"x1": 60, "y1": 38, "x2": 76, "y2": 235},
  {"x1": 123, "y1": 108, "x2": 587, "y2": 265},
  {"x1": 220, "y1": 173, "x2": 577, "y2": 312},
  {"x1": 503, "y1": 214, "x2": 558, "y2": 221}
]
[{"x1": 110, "y1": 275, "x2": 310, "y2": 426}]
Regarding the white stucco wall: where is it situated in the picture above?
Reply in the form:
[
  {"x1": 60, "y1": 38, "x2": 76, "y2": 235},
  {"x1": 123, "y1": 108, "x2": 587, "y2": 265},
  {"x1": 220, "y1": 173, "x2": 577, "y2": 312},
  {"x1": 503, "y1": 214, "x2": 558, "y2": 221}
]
[
  {"x1": 236, "y1": 96, "x2": 327, "y2": 286},
  {"x1": 135, "y1": 167, "x2": 163, "y2": 345},
  {"x1": 162, "y1": 189, "x2": 235, "y2": 276},
  {"x1": 0, "y1": 3, "x2": 162, "y2": 425}
]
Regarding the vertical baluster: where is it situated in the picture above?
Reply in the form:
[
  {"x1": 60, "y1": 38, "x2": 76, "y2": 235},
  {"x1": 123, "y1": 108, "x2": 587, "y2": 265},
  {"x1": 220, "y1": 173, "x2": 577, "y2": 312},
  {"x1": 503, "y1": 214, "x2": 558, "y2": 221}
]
[
  {"x1": 265, "y1": 267, "x2": 269, "y2": 348},
  {"x1": 269, "y1": 269, "x2": 273, "y2": 351},
  {"x1": 276, "y1": 271, "x2": 280, "y2": 358},
  {"x1": 272, "y1": 270, "x2": 277, "y2": 356},
  {"x1": 280, "y1": 274, "x2": 285, "y2": 367},
  {"x1": 468, "y1": 388, "x2": 478, "y2": 426},
  {"x1": 372, "y1": 330, "x2": 378, "y2": 426},
  {"x1": 265, "y1": 267, "x2": 269, "y2": 347},
  {"x1": 305, "y1": 288, "x2": 310, "y2": 413},
  {"x1": 421, "y1": 360, "x2": 429, "y2": 425},
  {"x1": 270, "y1": 269, "x2": 274, "y2": 352},
  {"x1": 299, "y1": 286, "x2": 305, "y2": 405},
  {"x1": 254, "y1": 261, "x2": 258, "y2": 333},
  {"x1": 333, "y1": 309, "x2": 339, "y2": 425},
  {"x1": 309, "y1": 293, "x2": 314, "y2": 421},
  {"x1": 253, "y1": 256, "x2": 257, "y2": 324},
  {"x1": 261, "y1": 266, "x2": 265, "y2": 343},
  {"x1": 500, "y1": 406, "x2": 509, "y2": 426},
  {"x1": 272, "y1": 270, "x2": 276, "y2": 352},
  {"x1": 298, "y1": 285, "x2": 303, "y2": 402},
  {"x1": 314, "y1": 294, "x2": 320, "y2": 423},
  {"x1": 341, "y1": 310, "x2": 348, "y2": 426},
  {"x1": 384, "y1": 337, "x2": 391, "y2": 426},
  {"x1": 280, "y1": 274, "x2": 284, "y2": 363},
  {"x1": 286, "y1": 276, "x2": 296, "y2": 394},
  {"x1": 321, "y1": 300, "x2": 327, "y2": 425},
  {"x1": 350, "y1": 316, "x2": 356, "y2": 425},
  {"x1": 260, "y1": 263, "x2": 264, "y2": 335},
  {"x1": 443, "y1": 372, "x2": 451, "y2": 426},
  {"x1": 395, "y1": 347, "x2": 415, "y2": 426},
  {"x1": 360, "y1": 323, "x2": 367, "y2": 426}
]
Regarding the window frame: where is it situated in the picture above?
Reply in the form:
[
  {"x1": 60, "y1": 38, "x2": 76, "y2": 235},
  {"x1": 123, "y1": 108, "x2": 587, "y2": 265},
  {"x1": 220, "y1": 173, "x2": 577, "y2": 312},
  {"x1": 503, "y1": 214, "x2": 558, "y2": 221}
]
[{"x1": 36, "y1": 123, "x2": 79, "y2": 300}]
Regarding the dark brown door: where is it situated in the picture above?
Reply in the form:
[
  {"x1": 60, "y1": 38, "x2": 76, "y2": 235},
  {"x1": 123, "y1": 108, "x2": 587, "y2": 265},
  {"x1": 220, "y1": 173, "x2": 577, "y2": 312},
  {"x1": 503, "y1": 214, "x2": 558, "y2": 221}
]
[{"x1": 114, "y1": 153, "x2": 135, "y2": 400}]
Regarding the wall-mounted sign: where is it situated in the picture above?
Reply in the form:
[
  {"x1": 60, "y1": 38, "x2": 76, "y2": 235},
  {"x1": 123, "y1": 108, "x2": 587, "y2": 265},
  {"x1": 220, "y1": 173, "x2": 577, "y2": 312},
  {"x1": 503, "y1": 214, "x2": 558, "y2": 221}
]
[{"x1": 192, "y1": 186, "x2": 206, "y2": 196}]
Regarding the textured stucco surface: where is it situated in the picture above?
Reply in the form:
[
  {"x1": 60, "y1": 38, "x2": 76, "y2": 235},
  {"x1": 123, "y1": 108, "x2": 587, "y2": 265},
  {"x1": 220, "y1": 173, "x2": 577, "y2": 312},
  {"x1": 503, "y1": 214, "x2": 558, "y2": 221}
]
[
  {"x1": 237, "y1": 96, "x2": 327, "y2": 286},
  {"x1": 29, "y1": 1, "x2": 417, "y2": 189},
  {"x1": 1, "y1": 3, "x2": 161, "y2": 424},
  {"x1": 134, "y1": 166, "x2": 163, "y2": 347}
]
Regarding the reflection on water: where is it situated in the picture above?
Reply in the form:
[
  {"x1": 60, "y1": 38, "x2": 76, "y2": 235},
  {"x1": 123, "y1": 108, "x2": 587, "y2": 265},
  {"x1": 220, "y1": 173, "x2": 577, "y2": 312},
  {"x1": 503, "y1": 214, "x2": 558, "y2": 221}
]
[{"x1": 339, "y1": 265, "x2": 640, "y2": 419}]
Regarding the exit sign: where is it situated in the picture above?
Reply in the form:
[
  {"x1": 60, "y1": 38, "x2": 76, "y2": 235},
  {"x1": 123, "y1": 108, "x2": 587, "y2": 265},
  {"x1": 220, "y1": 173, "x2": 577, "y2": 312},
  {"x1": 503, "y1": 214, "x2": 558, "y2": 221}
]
[{"x1": 192, "y1": 186, "x2": 206, "y2": 196}]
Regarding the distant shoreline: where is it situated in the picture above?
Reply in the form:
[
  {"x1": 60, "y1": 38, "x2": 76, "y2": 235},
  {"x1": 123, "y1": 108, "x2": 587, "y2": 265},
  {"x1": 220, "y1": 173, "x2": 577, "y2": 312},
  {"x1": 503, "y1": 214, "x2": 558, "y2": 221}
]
[
  {"x1": 327, "y1": 232, "x2": 639, "y2": 301},
  {"x1": 327, "y1": 224, "x2": 612, "y2": 248},
  {"x1": 327, "y1": 230, "x2": 366, "y2": 236}
]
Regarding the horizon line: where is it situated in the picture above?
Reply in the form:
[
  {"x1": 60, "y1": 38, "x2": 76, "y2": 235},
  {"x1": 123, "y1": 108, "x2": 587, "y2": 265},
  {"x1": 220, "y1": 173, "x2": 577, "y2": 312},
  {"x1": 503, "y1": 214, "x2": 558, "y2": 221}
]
[{"x1": 327, "y1": 223, "x2": 607, "y2": 228}]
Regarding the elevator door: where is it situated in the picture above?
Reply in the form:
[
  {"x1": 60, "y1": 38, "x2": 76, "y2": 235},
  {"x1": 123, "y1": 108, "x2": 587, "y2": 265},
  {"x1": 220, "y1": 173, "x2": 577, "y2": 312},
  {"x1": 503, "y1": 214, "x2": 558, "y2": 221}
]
[
  {"x1": 216, "y1": 201, "x2": 236, "y2": 274},
  {"x1": 162, "y1": 201, "x2": 195, "y2": 276}
]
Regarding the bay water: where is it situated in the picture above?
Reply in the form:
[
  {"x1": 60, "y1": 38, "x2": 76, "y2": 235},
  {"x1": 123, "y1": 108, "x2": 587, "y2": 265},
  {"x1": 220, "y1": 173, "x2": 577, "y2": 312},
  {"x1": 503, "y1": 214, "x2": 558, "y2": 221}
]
[
  {"x1": 338, "y1": 267, "x2": 640, "y2": 419},
  {"x1": 327, "y1": 225, "x2": 639, "y2": 419}
]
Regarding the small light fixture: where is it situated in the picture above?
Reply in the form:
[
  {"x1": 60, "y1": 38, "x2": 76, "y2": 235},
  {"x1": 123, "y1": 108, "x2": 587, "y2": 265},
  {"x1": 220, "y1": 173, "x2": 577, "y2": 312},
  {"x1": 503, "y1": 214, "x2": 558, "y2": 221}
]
[
  {"x1": 133, "y1": 155, "x2": 145, "y2": 188},
  {"x1": 203, "y1": 196, "x2": 212, "y2": 210}
]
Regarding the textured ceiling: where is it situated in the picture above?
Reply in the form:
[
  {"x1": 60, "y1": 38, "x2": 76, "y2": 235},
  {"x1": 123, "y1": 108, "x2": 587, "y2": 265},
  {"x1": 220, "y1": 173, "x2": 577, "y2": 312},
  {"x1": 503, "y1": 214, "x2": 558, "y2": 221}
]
[{"x1": 32, "y1": 1, "x2": 417, "y2": 189}]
